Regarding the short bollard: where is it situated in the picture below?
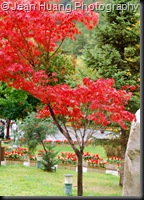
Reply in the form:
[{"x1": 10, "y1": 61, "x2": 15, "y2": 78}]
[
  {"x1": 36, "y1": 155, "x2": 42, "y2": 169},
  {"x1": 64, "y1": 174, "x2": 73, "y2": 196},
  {"x1": 37, "y1": 161, "x2": 42, "y2": 169},
  {"x1": 8, "y1": 145, "x2": 12, "y2": 152}
]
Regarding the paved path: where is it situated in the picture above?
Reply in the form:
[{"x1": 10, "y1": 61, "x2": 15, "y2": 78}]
[{"x1": 46, "y1": 127, "x2": 114, "y2": 141}]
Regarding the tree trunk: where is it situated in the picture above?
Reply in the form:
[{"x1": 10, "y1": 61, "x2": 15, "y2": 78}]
[
  {"x1": 6, "y1": 119, "x2": 11, "y2": 139},
  {"x1": 77, "y1": 151, "x2": 83, "y2": 196},
  {"x1": 119, "y1": 128, "x2": 127, "y2": 186},
  {"x1": 0, "y1": 141, "x2": 1, "y2": 166},
  {"x1": 48, "y1": 104, "x2": 84, "y2": 196}
]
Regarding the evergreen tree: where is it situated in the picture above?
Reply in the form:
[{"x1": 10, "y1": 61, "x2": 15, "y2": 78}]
[
  {"x1": 19, "y1": 112, "x2": 59, "y2": 172},
  {"x1": 83, "y1": 0, "x2": 140, "y2": 186},
  {"x1": 61, "y1": 0, "x2": 111, "y2": 56},
  {"x1": 62, "y1": 23, "x2": 95, "y2": 56}
]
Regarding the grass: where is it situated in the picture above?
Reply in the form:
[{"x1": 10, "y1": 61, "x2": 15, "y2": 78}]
[
  {"x1": 1, "y1": 144, "x2": 121, "y2": 196},
  {"x1": 0, "y1": 165, "x2": 122, "y2": 196}
]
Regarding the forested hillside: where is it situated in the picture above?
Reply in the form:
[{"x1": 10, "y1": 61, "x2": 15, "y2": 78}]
[{"x1": 60, "y1": 0, "x2": 139, "y2": 56}]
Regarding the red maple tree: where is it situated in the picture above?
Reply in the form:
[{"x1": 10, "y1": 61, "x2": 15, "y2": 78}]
[{"x1": 0, "y1": 0, "x2": 135, "y2": 196}]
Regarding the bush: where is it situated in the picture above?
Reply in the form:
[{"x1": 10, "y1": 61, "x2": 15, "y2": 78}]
[
  {"x1": 104, "y1": 145, "x2": 121, "y2": 157},
  {"x1": 41, "y1": 144, "x2": 59, "y2": 172},
  {"x1": 18, "y1": 112, "x2": 58, "y2": 154}
]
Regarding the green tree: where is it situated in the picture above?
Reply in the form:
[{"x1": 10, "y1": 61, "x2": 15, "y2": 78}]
[
  {"x1": 65, "y1": 56, "x2": 100, "y2": 87},
  {"x1": 61, "y1": 0, "x2": 111, "y2": 56},
  {"x1": 41, "y1": 144, "x2": 59, "y2": 172},
  {"x1": 83, "y1": 0, "x2": 140, "y2": 186},
  {"x1": 19, "y1": 112, "x2": 59, "y2": 171},
  {"x1": 0, "y1": 82, "x2": 40, "y2": 138},
  {"x1": 19, "y1": 112, "x2": 58, "y2": 152},
  {"x1": 62, "y1": 23, "x2": 95, "y2": 56},
  {"x1": 47, "y1": 51, "x2": 76, "y2": 85}
]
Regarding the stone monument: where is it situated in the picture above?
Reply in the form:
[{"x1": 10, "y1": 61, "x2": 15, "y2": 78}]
[{"x1": 122, "y1": 109, "x2": 140, "y2": 196}]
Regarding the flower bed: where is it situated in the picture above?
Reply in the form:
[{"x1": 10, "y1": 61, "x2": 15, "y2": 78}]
[
  {"x1": 42, "y1": 151, "x2": 119, "y2": 174},
  {"x1": 107, "y1": 156, "x2": 121, "y2": 164},
  {"x1": 87, "y1": 153, "x2": 106, "y2": 169},
  {"x1": 57, "y1": 152, "x2": 108, "y2": 172},
  {"x1": 3, "y1": 145, "x2": 121, "y2": 172},
  {"x1": 105, "y1": 156, "x2": 121, "y2": 170},
  {"x1": 83, "y1": 152, "x2": 92, "y2": 163},
  {"x1": 58, "y1": 152, "x2": 78, "y2": 165},
  {"x1": 28, "y1": 154, "x2": 37, "y2": 166},
  {"x1": 4, "y1": 147, "x2": 29, "y2": 165},
  {"x1": 4, "y1": 149, "x2": 25, "y2": 160}
]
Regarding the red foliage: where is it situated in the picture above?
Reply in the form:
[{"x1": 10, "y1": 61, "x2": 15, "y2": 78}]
[
  {"x1": 0, "y1": 0, "x2": 99, "y2": 85},
  {"x1": 37, "y1": 78, "x2": 135, "y2": 129},
  {"x1": 0, "y1": 0, "x2": 135, "y2": 132}
]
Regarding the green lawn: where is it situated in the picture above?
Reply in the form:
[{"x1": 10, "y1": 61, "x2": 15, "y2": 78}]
[
  {"x1": 1, "y1": 143, "x2": 122, "y2": 196},
  {"x1": 0, "y1": 165, "x2": 122, "y2": 196}
]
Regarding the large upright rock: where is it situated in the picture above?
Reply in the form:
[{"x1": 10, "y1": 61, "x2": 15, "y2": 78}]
[{"x1": 122, "y1": 109, "x2": 140, "y2": 196}]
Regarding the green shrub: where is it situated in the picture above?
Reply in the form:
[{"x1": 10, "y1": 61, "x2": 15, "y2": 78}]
[
  {"x1": 104, "y1": 145, "x2": 121, "y2": 157},
  {"x1": 18, "y1": 112, "x2": 58, "y2": 154},
  {"x1": 41, "y1": 144, "x2": 59, "y2": 172}
]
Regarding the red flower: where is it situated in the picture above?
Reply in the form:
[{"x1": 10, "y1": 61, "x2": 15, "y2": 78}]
[{"x1": 95, "y1": 160, "x2": 99, "y2": 164}]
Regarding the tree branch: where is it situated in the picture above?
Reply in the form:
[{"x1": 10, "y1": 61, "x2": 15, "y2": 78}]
[{"x1": 47, "y1": 103, "x2": 80, "y2": 155}]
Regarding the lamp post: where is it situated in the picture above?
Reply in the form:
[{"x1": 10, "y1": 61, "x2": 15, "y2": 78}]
[{"x1": 64, "y1": 174, "x2": 73, "y2": 196}]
